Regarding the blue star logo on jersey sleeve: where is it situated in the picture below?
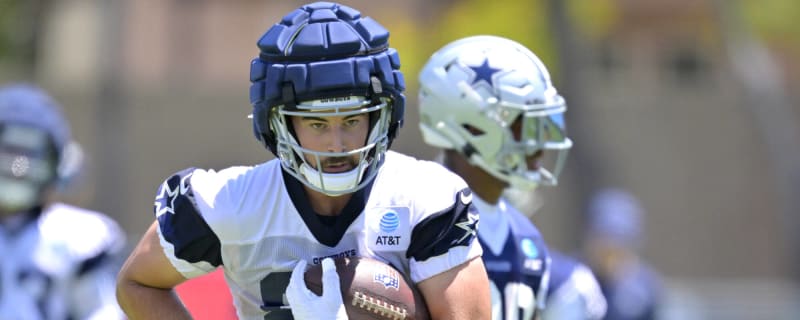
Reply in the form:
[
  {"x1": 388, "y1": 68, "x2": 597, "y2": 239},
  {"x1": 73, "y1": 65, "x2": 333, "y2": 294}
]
[{"x1": 469, "y1": 59, "x2": 501, "y2": 86}]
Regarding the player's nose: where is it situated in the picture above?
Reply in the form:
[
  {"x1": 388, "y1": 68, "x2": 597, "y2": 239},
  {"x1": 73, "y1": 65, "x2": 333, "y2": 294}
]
[{"x1": 327, "y1": 126, "x2": 347, "y2": 152}]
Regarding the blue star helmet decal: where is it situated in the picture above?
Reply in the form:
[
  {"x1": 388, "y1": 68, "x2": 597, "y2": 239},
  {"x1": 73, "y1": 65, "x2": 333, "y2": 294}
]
[{"x1": 469, "y1": 58, "x2": 502, "y2": 86}]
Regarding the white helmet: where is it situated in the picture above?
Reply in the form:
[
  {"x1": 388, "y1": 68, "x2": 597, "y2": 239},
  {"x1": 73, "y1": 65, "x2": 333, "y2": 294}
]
[{"x1": 418, "y1": 35, "x2": 572, "y2": 190}]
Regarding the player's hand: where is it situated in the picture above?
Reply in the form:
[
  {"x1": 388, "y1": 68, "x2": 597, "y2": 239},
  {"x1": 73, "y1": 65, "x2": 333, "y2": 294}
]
[{"x1": 286, "y1": 258, "x2": 348, "y2": 320}]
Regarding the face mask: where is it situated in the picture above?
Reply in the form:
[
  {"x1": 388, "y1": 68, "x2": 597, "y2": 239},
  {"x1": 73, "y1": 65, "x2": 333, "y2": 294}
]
[{"x1": 0, "y1": 177, "x2": 39, "y2": 214}]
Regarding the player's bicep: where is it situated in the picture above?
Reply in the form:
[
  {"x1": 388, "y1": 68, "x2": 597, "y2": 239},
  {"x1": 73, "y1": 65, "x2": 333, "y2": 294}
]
[
  {"x1": 118, "y1": 221, "x2": 187, "y2": 289},
  {"x1": 417, "y1": 256, "x2": 491, "y2": 320}
]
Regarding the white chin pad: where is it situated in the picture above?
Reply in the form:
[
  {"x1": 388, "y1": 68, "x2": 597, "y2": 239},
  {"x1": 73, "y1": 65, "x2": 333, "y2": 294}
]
[
  {"x1": 0, "y1": 178, "x2": 39, "y2": 211},
  {"x1": 300, "y1": 162, "x2": 366, "y2": 193}
]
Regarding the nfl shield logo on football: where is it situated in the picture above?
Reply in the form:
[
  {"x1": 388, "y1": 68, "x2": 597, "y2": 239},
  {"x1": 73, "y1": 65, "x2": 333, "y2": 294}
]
[{"x1": 373, "y1": 266, "x2": 401, "y2": 290}]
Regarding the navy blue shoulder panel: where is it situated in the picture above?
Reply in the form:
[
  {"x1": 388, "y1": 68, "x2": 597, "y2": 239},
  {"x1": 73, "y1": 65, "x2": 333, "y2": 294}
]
[
  {"x1": 154, "y1": 168, "x2": 222, "y2": 267},
  {"x1": 407, "y1": 188, "x2": 478, "y2": 261}
]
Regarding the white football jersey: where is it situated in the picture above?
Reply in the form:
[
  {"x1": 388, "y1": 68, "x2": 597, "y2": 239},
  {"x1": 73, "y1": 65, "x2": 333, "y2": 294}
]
[
  {"x1": 0, "y1": 203, "x2": 126, "y2": 320},
  {"x1": 154, "y1": 151, "x2": 483, "y2": 320}
]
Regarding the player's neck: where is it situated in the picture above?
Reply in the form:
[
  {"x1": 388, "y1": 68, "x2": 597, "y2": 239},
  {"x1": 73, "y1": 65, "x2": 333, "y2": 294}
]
[
  {"x1": 443, "y1": 153, "x2": 505, "y2": 204},
  {"x1": 452, "y1": 170, "x2": 504, "y2": 204},
  {"x1": 303, "y1": 185, "x2": 353, "y2": 216},
  {"x1": 470, "y1": 181, "x2": 503, "y2": 205}
]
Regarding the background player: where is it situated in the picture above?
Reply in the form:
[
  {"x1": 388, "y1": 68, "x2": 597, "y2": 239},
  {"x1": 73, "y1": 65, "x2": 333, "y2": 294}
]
[
  {"x1": 115, "y1": 2, "x2": 491, "y2": 319},
  {"x1": 582, "y1": 188, "x2": 662, "y2": 320},
  {"x1": 0, "y1": 83, "x2": 126, "y2": 319},
  {"x1": 418, "y1": 35, "x2": 606, "y2": 319},
  {"x1": 540, "y1": 250, "x2": 607, "y2": 319}
]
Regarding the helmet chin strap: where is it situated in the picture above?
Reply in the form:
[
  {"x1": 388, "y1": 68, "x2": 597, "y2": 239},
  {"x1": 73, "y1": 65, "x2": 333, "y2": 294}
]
[{"x1": 299, "y1": 162, "x2": 369, "y2": 195}]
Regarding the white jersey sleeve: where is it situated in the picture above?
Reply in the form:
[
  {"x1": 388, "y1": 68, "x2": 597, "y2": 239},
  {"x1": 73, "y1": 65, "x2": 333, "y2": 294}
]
[
  {"x1": 153, "y1": 165, "x2": 254, "y2": 279},
  {"x1": 369, "y1": 151, "x2": 483, "y2": 283}
]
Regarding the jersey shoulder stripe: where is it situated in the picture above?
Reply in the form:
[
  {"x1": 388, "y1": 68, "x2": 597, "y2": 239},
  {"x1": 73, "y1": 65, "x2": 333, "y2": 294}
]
[
  {"x1": 154, "y1": 161, "x2": 287, "y2": 272},
  {"x1": 155, "y1": 167, "x2": 222, "y2": 267}
]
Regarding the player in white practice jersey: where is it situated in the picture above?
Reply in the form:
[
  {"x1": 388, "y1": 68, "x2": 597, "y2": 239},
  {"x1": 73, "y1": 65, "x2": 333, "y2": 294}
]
[
  {"x1": 0, "y1": 84, "x2": 126, "y2": 319},
  {"x1": 115, "y1": 2, "x2": 492, "y2": 320},
  {"x1": 418, "y1": 35, "x2": 606, "y2": 320}
]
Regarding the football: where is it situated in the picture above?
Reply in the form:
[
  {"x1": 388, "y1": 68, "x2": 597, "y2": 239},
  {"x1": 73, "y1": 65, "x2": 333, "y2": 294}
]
[{"x1": 304, "y1": 256, "x2": 430, "y2": 320}]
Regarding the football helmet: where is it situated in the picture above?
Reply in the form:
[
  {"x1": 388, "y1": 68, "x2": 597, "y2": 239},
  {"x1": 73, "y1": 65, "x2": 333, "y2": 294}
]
[
  {"x1": 249, "y1": 2, "x2": 405, "y2": 196},
  {"x1": 0, "y1": 84, "x2": 83, "y2": 211},
  {"x1": 418, "y1": 35, "x2": 571, "y2": 189},
  {"x1": 587, "y1": 188, "x2": 644, "y2": 246}
]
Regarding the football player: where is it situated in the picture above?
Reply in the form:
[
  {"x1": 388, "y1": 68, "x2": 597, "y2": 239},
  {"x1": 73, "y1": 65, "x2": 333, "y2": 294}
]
[
  {"x1": 0, "y1": 83, "x2": 126, "y2": 319},
  {"x1": 418, "y1": 35, "x2": 606, "y2": 319},
  {"x1": 582, "y1": 188, "x2": 662, "y2": 320},
  {"x1": 540, "y1": 250, "x2": 608, "y2": 320},
  {"x1": 115, "y1": 2, "x2": 491, "y2": 320}
]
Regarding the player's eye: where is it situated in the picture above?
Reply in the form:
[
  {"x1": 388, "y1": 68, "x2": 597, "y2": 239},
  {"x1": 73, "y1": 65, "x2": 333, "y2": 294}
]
[
  {"x1": 308, "y1": 122, "x2": 327, "y2": 130},
  {"x1": 344, "y1": 118, "x2": 361, "y2": 127}
]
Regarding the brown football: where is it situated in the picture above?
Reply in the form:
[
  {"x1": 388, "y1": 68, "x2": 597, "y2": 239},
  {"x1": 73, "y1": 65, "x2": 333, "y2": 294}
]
[{"x1": 304, "y1": 256, "x2": 430, "y2": 320}]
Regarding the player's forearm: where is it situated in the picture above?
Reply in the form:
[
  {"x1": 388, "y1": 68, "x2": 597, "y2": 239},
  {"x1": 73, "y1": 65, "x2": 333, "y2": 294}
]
[
  {"x1": 116, "y1": 280, "x2": 192, "y2": 320},
  {"x1": 419, "y1": 257, "x2": 492, "y2": 319}
]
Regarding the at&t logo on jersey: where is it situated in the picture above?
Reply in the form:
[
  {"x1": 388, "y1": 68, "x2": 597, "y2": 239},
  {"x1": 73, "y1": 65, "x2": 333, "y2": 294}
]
[
  {"x1": 376, "y1": 211, "x2": 400, "y2": 245},
  {"x1": 368, "y1": 207, "x2": 410, "y2": 251},
  {"x1": 521, "y1": 238, "x2": 543, "y2": 271},
  {"x1": 380, "y1": 211, "x2": 400, "y2": 232}
]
